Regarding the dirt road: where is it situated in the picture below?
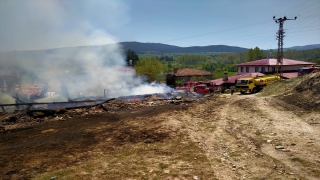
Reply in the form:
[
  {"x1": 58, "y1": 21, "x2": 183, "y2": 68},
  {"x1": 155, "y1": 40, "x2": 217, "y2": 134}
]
[{"x1": 1, "y1": 93, "x2": 319, "y2": 179}]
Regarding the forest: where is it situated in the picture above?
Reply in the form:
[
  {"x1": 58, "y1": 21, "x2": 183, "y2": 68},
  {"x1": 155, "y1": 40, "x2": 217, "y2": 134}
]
[{"x1": 129, "y1": 47, "x2": 320, "y2": 81}]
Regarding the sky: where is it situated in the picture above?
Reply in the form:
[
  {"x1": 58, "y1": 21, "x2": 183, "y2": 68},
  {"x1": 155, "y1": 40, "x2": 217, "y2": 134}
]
[{"x1": 0, "y1": 0, "x2": 319, "y2": 52}]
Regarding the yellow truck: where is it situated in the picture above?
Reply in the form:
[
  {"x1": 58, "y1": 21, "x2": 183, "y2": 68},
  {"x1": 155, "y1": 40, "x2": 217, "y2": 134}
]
[{"x1": 235, "y1": 74, "x2": 280, "y2": 94}]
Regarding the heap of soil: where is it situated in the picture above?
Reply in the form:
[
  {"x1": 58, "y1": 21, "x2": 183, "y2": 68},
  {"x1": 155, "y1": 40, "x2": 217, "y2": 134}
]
[{"x1": 279, "y1": 71, "x2": 320, "y2": 111}]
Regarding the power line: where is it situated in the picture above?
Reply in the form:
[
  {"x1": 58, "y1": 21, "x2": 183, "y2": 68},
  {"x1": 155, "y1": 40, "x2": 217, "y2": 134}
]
[
  {"x1": 158, "y1": 20, "x2": 272, "y2": 43},
  {"x1": 273, "y1": 16, "x2": 297, "y2": 78}
]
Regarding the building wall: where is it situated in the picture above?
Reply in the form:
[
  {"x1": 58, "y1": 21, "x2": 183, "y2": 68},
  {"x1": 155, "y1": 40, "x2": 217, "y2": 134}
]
[{"x1": 237, "y1": 65, "x2": 311, "y2": 74}]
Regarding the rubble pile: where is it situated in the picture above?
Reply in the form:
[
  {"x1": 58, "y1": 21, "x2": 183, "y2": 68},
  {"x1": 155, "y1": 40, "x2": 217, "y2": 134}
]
[
  {"x1": 0, "y1": 95, "x2": 202, "y2": 131},
  {"x1": 105, "y1": 96, "x2": 199, "y2": 110},
  {"x1": 0, "y1": 105, "x2": 108, "y2": 131}
]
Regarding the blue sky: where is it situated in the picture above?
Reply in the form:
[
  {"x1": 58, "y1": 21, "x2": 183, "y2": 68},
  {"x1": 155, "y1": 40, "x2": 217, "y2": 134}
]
[{"x1": 0, "y1": 0, "x2": 319, "y2": 51}]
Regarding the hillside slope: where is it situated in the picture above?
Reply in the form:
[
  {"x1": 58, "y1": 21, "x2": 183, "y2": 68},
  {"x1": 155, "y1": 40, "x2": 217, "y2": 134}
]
[{"x1": 261, "y1": 70, "x2": 320, "y2": 111}]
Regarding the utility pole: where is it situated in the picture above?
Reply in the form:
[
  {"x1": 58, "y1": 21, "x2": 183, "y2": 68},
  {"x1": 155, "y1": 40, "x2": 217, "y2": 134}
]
[{"x1": 273, "y1": 16, "x2": 297, "y2": 78}]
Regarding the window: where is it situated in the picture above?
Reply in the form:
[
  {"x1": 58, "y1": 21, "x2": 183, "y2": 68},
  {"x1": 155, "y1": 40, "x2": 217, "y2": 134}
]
[
  {"x1": 240, "y1": 67, "x2": 244, "y2": 72},
  {"x1": 261, "y1": 67, "x2": 265, "y2": 72},
  {"x1": 255, "y1": 67, "x2": 259, "y2": 72},
  {"x1": 272, "y1": 67, "x2": 275, "y2": 72},
  {"x1": 246, "y1": 67, "x2": 249, "y2": 73}
]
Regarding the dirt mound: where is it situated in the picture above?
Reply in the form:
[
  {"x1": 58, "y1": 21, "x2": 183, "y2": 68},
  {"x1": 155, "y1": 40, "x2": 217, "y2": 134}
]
[{"x1": 279, "y1": 71, "x2": 320, "y2": 111}]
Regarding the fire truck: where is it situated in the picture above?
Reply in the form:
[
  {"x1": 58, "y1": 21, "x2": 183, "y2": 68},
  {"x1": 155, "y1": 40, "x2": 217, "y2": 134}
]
[{"x1": 176, "y1": 80, "x2": 210, "y2": 95}]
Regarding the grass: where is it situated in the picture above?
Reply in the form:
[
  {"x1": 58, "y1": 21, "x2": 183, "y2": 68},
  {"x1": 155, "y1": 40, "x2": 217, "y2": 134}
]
[
  {"x1": 255, "y1": 130, "x2": 262, "y2": 136},
  {"x1": 31, "y1": 169, "x2": 74, "y2": 180},
  {"x1": 31, "y1": 134, "x2": 215, "y2": 180},
  {"x1": 290, "y1": 157, "x2": 309, "y2": 165},
  {"x1": 289, "y1": 157, "x2": 320, "y2": 176},
  {"x1": 259, "y1": 75, "x2": 308, "y2": 96}
]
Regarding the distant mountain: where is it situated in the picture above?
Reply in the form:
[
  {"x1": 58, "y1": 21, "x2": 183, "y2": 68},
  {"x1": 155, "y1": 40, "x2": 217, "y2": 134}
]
[
  {"x1": 117, "y1": 42, "x2": 320, "y2": 53},
  {"x1": 1, "y1": 42, "x2": 319, "y2": 57},
  {"x1": 285, "y1": 44, "x2": 320, "y2": 50},
  {"x1": 117, "y1": 42, "x2": 248, "y2": 53}
]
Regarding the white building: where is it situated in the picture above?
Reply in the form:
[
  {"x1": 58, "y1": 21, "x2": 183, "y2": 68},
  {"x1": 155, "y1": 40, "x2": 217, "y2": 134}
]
[{"x1": 236, "y1": 58, "x2": 315, "y2": 78}]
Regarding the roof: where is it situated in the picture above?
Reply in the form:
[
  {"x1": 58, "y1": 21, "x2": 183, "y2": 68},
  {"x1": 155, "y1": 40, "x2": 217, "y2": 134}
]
[
  {"x1": 209, "y1": 72, "x2": 266, "y2": 85},
  {"x1": 168, "y1": 68, "x2": 211, "y2": 77},
  {"x1": 282, "y1": 72, "x2": 299, "y2": 79},
  {"x1": 236, "y1": 58, "x2": 315, "y2": 66}
]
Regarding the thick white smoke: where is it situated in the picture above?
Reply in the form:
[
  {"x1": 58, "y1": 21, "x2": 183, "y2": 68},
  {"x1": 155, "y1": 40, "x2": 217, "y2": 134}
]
[{"x1": 0, "y1": 0, "x2": 174, "y2": 104}]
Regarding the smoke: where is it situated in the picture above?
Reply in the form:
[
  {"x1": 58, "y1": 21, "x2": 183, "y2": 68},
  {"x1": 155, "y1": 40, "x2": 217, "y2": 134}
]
[
  {"x1": 0, "y1": 0, "x2": 174, "y2": 103},
  {"x1": 0, "y1": 38, "x2": 174, "y2": 101}
]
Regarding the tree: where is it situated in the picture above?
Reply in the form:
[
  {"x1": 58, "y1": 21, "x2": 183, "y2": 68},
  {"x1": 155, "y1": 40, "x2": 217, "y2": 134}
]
[
  {"x1": 253, "y1": 47, "x2": 265, "y2": 60},
  {"x1": 134, "y1": 57, "x2": 164, "y2": 82},
  {"x1": 246, "y1": 47, "x2": 265, "y2": 62},
  {"x1": 246, "y1": 48, "x2": 254, "y2": 62},
  {"x1": 126, "y1": 49, "x2": 139, "y2": 66}
]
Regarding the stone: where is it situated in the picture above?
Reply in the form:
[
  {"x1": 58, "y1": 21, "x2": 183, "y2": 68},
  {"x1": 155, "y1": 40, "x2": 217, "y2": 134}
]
[
  {"x1": 275, "y1": 146, "x2": 285, "y2": 150},
  {"x1": 164, "y1": 169, "x2": 170, "y2": 173}
]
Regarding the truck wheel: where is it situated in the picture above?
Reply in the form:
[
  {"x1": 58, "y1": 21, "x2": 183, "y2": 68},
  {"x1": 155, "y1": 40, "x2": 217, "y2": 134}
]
[
  {"x1": 240, "y1": 91, "x2": 245, "y2": 94},
  {"x1": 251, "y1": 87, "x2": 258, "y2": 94}
]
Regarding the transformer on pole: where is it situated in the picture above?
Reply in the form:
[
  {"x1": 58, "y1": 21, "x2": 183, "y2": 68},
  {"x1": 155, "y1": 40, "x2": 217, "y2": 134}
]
[{"x1": 273, "y1": 16, "x2": 297, "y2": 78}]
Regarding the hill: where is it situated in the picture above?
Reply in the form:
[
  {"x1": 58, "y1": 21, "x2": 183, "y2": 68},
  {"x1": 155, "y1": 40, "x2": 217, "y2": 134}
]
[
  {"x1": 117, "y1": 42, "x2": 248, "y2": 53},
  {"x1": 1, "y1": 42, "x2": 319, "y2": 60},
  {"x1": 261, "y1": 70, "x2": 320, "y2": 111},
  {"x1": 286, "y1": 44, "x2": 320, "y2": 50}
]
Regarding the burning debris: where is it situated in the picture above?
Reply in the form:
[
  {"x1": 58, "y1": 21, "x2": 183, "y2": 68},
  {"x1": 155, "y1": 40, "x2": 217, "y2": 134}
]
[{"x1": 0, "y1": 93, "x2": 204, "y2": 131}]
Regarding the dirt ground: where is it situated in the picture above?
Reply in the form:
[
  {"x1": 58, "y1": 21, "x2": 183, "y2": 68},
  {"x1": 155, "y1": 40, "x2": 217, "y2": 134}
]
[{"x1": 1, "y1": 74, "x2": 320, "y2": 179}]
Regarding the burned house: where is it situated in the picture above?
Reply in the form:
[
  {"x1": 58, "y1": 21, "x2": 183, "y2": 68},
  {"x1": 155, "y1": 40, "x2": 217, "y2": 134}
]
[{"x1": 166, "y1": 68, "x2": 212, "y2": 87}]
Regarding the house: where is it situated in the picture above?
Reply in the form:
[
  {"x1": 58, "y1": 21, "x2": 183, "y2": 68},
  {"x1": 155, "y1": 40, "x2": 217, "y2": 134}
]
[
  {"x1": 236, "y1": 58, "x2": 315, "y2": 78},
  {"x1": 166, "y1": 68, "x2": 212, "y2": 87}
]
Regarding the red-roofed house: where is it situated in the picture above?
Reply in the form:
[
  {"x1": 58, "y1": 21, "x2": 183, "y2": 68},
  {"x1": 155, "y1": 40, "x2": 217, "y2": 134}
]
[
  {"x1": 236, "y1": 58, "x2": 314, "y2": 78},
  {"x1": 166, "y1": 68, "x2": 212, "y2": 87}
]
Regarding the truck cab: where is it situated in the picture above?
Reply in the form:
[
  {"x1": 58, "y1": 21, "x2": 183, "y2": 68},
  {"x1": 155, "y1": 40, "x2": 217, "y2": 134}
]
[
  {"x1": 235, "y1": 78, "x2": 256, "y2": 94},
  {"x1": 194, "y1": 84, "x2": 210, "y2": 95}
]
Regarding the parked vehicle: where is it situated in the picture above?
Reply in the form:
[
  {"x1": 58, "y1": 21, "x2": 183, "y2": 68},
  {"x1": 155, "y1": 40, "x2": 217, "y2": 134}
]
[
  {"x1": 235, "y1": 74, "x2": 280, "y2": 94},
  {"x1": 198, "y1": 81, "x2": 215, "y2": 92},
  {"x1": 194, "y1": 84, "x2": 210, "y2": 94},
  {"x1": 298, "y1": 65, "x2": 318, "y2": 76},
  {"x1": 176, "y1": 80, "x2": 210, "y2": 95}
]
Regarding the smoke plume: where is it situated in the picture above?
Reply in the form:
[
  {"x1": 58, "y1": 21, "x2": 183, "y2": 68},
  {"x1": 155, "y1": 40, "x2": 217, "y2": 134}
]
[{"x1": 0, "y1": 0, "x2": 173, "y2": 104}]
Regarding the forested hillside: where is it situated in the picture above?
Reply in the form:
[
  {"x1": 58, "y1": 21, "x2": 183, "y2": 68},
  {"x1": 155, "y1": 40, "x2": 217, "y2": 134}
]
[
  {"x1": 150, "y1": 47, "x2": 320, "y2": 80},
  {"x1": 119, "y1": 42, "x2": 248, "y2": 53}
]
